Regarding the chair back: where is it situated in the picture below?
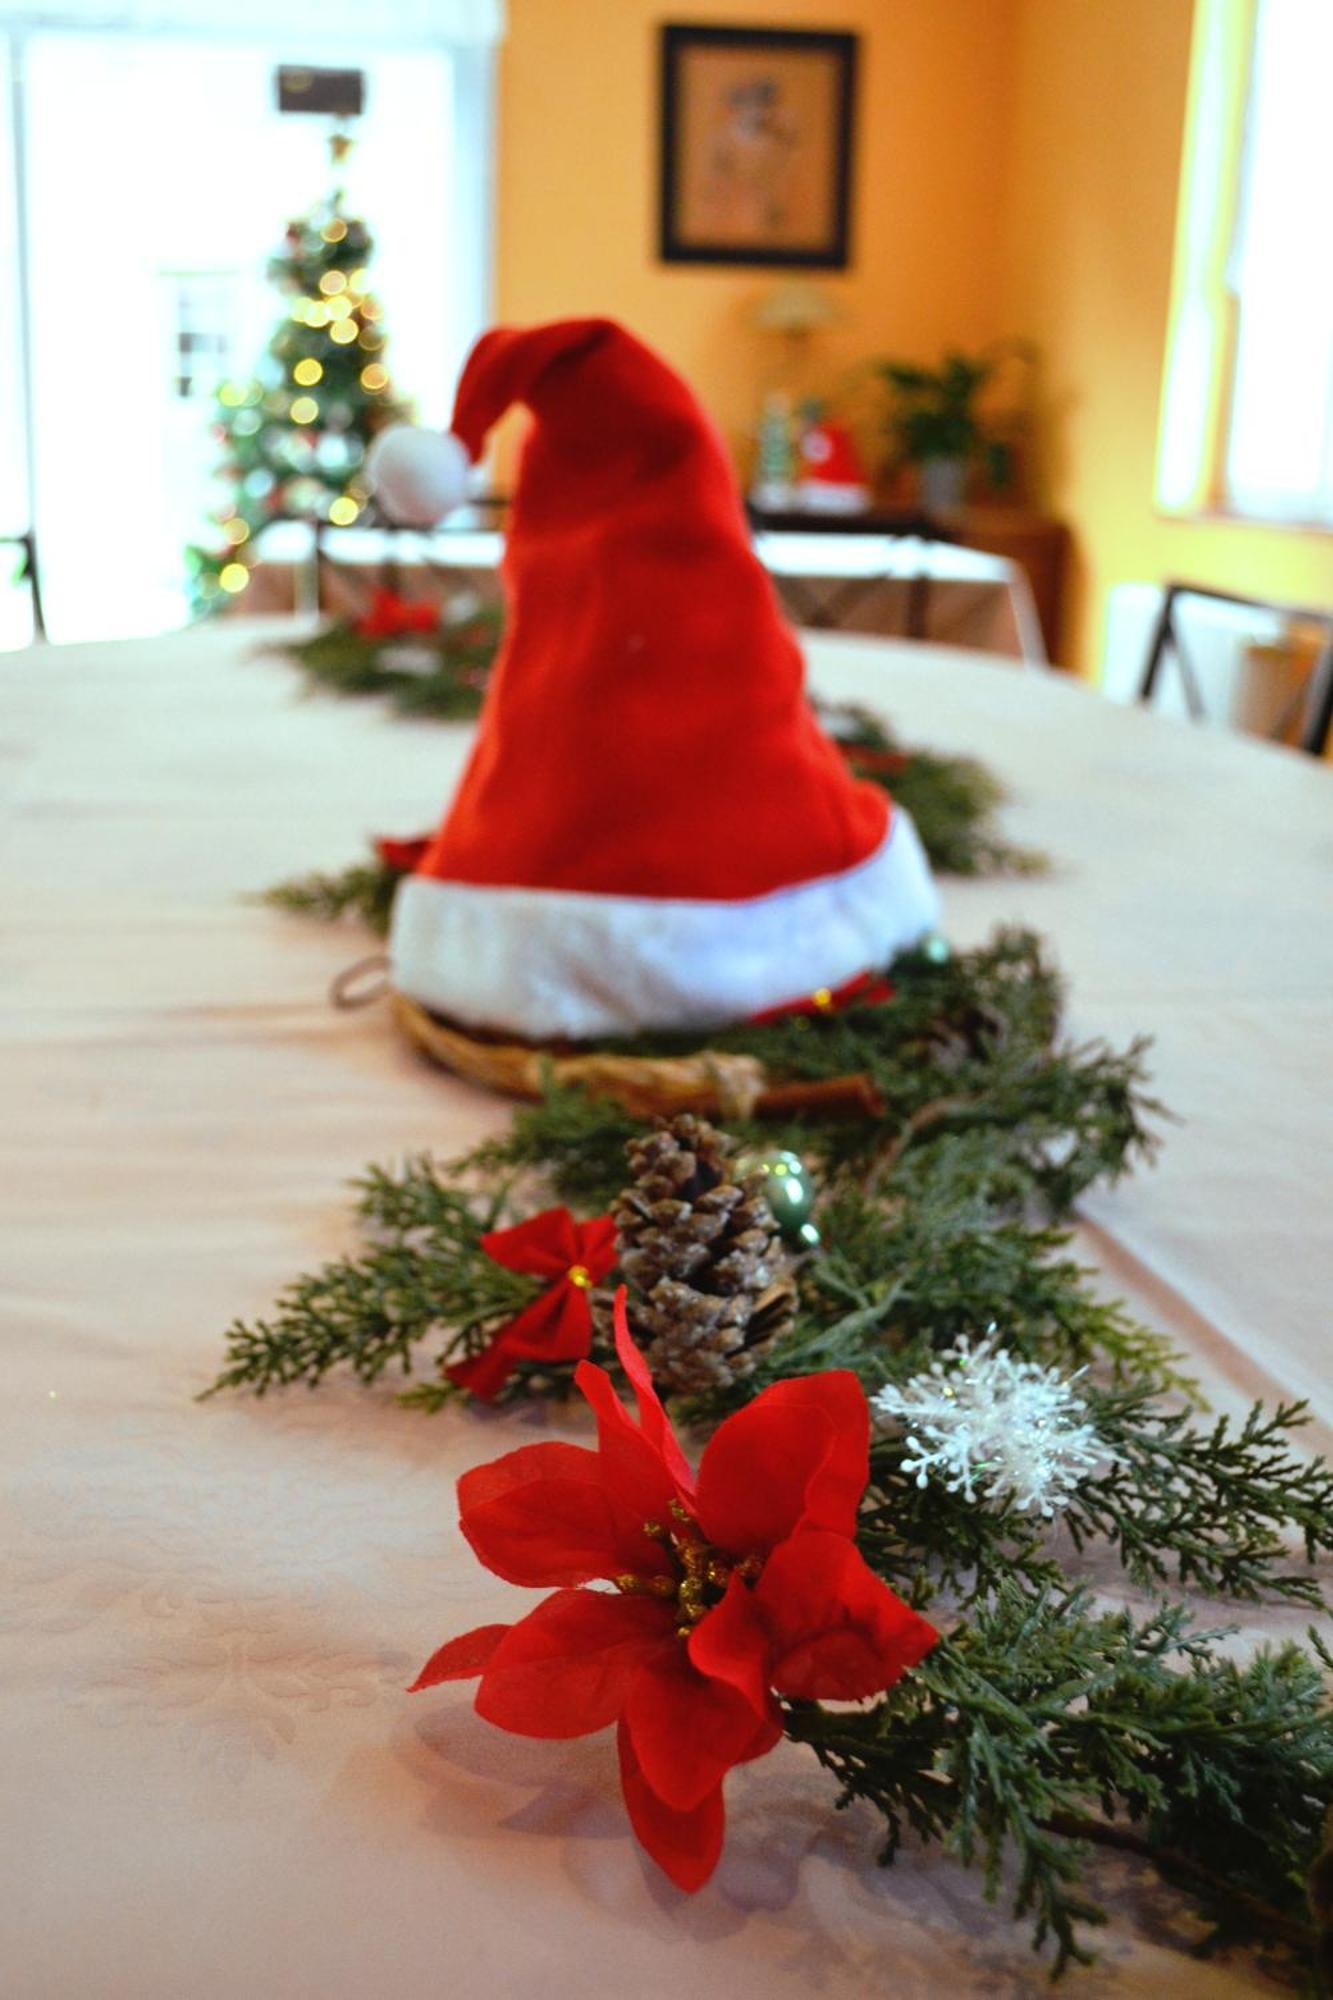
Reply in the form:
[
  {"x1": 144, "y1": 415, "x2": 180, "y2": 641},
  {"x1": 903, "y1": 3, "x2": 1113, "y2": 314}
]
[{"x1": 1138, "y1": 581, "x2": 1333, "y2": 756}]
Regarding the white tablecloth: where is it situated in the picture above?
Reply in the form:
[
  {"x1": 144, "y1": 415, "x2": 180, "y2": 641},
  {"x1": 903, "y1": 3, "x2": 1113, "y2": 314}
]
[{"x1": 1, "y1": 620, "x2": 1329, "y2": 1999}]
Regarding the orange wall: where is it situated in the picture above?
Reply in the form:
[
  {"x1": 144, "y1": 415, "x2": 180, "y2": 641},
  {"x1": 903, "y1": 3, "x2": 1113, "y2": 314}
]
[
  {"x1": 998, "y1": 0, "x2": 1333, "y2": 672},
  {"x1": 496, "y1": 0, "x2": 1333, "y2": 674},
  {"x1": 496, "y1": 0, "x2": 1019, "y2": 465}
]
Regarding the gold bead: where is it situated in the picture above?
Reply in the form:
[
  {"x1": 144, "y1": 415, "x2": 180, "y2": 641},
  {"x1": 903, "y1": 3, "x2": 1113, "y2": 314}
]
[{"x1": 566, "y1": 1263, "x2": 592, "y2": 1290}]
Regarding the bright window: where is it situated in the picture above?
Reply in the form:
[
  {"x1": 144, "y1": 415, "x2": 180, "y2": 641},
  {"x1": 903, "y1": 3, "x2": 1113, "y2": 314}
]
[
  {"x1": 2, "y1": 16, "x2": 497, "y2": 644},
  {"x1": 1158, "y1": 0, "x2": 1333, "y2": 530},
  {"x1": 1223, "y1": 0, "x2": 1333, "y2": 523}
]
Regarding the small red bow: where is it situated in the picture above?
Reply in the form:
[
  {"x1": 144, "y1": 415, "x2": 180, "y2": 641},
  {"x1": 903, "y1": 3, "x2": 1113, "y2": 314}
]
[
  {"x1": 749, "y1": 970, "x2": 895, "y2": 1026},
  {"x1": 355, "y1": 587, "x2": 441, "y2": 642},
  {"x1": 838, "y1": 744, "x2": 910, "y2": 778},
  {"x1": 374, "y1": 833, "x2": 432, "y2": 875},
  {"x1": 448, "y1": 1207, "x2": 618, "y2": 1402}
]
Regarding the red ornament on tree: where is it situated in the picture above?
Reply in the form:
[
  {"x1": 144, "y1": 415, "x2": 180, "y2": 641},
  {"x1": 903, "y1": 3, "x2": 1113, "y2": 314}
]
[
  {"x1": 446, "y1": 1207, "x2": 617, "y2": 1401},
  {"x1": 413, "y1": 1292, "x2": 938, "y2": 1889}
]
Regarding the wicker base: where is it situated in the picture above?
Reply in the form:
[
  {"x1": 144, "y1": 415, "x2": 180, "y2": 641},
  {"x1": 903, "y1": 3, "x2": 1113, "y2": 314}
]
[{"x1": 390, "y1": 992, "x2": 882, "y2": 1121}]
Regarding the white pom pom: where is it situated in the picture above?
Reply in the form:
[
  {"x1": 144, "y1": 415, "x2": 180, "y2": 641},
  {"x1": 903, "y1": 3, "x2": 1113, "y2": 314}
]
[{"x1": 366, "y1": 426, "x2": 472, "y2": 527}]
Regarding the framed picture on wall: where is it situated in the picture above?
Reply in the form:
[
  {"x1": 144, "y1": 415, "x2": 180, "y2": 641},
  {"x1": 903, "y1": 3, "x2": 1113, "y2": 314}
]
[{"x1": 658, "y1": 24, "x2": 859, "y2": 268}]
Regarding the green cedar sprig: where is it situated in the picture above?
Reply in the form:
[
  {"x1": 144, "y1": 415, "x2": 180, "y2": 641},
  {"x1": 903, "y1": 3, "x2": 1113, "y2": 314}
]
[
  {"x1": 815, "y1": 699, "x2": 1045, "y2": 876},
  {"x1": 1069, "y1": 1386, "x2": 1333, "y2": 1606},
  {"x1": 204, "y1": 1099, "x2": 1332, "y2": 1619},
  {"x1": 203, "y1": 1158, "x2": 528, "y2": 1399},
  {"x1": 203, "y1": 934, "x2": 1333, "y2": 1974},
  {"x1": 446, "y1": 931, "x2": 1164, "y2": 1216},
  {"x1": 268, "y1": 608, "x2": 499, "y2": 720},
  {"x1": 259, "y1": 858, "x2": 399, "y2": 934},
  {"x1": 785, "y1": 1587, "x2": 1333, "y2": 1974},
  {"x1": 1310, "y1": 1806, "x2": 1333, "y2": 1988},
  {"x1": 860, "y1": 1398, "x2": 1332, "y2": 1613}
]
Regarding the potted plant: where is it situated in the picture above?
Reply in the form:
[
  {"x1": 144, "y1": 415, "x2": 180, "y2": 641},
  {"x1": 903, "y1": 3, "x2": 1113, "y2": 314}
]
[{"x1": 879, "y1": 344, "x2": 1029, "y2": 511}]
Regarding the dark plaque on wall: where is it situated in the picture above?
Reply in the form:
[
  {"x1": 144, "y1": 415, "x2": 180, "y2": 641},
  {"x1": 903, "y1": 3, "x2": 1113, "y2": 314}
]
[{"x1": 275, "y1": 67, "x2": 365, "y2": 118}]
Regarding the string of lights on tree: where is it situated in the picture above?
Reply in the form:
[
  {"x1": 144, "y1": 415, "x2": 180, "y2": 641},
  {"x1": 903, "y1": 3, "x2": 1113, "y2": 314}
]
[{"x1": 190, "y1": 136, "x2": 409, "y2": 611}]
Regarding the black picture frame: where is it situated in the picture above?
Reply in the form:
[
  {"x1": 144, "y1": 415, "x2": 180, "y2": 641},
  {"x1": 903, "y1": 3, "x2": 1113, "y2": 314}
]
[{"x1": 658, "y1": 24, "x2": 858, "y2": 269}]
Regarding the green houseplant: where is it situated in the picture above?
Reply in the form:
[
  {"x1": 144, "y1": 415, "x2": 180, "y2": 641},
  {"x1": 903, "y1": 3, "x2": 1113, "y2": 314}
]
[{"x1": 880, "y1": 345, "x2": 1029, "y2": 510}]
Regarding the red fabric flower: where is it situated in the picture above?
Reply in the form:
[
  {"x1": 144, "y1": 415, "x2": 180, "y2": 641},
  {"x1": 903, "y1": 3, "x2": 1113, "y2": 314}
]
[
  {"x1": 413, "y1": 1291, "x2": 938, "y2": 1890},
  {"x1": 373, "y1": 833, "x2": 432, "y2": 875},
  {"x1": 749, "y1": 969, "x2": 895, "y2": 1025},
  {"x1": 447, "y1": 1207, "x2": 617, "y2": 1402},
  {"x1": 355, "y1": 586, "x2": 441, "y2": 641}
]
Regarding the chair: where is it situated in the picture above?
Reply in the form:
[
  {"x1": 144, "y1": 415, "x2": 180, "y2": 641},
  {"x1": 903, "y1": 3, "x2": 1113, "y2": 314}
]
[
  {"x1": 0, "y1": 530, "x2": 45, "y2": 640},
  {"x1": 1138, "y1": 581, "x2": 1333, "y2": 757}
]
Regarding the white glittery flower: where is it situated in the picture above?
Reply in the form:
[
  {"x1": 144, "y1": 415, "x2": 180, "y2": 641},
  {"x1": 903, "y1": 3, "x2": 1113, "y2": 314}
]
[{"x1": 873, "y1": 1335, "x2": 1109, "y2": 1517}]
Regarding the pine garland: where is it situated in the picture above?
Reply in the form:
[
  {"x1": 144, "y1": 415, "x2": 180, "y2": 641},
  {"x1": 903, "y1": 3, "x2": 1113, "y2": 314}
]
[
  {"x1": 786, "y1": 1592, "x2": 1333, "y2": 1975},
  {"x1": 206, "y1": 930, "x2": 1333, "y2": 1974},
  {"x1": 267, "y1": 602, "x2": 500, "y2": 720},
  {"x1": 259, "y1": 858, "x2": 400, "y2": 933},
  {"x1": 816, "y1": 700, "x2": 1045, "y2": 876},
  {"x1": 204, "y1": 1166, "x2": 533, "y2": 1398}
]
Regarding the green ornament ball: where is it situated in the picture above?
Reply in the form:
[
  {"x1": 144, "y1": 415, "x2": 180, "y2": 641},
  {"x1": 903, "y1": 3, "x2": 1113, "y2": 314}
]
[
  {"x1": 737, "y1": 1147, "x2": 821, "y2": 1250},
  {"x1": 920, "y1": 930, "x2": 952, "y2": 964}
]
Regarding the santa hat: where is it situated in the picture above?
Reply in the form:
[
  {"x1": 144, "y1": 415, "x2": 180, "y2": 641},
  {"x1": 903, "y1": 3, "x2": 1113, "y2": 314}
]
[
  {"x1": 367, "y1": 318, "x2": 938, "y2": 1041},
  {"x1": 797, "y1": 417, "x2": 871, "y2": 513}
]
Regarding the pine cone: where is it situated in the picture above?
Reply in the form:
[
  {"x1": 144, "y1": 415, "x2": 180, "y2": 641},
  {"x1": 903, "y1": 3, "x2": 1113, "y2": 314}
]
[{"x1": 610, "y1": 1114, "x2": 797, "y2": 1395}]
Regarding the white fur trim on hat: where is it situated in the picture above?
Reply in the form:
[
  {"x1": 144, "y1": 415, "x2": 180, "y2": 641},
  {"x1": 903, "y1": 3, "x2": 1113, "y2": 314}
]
[{"x1": 389, "y1": 809, "x2": 941, "y2": 1040}]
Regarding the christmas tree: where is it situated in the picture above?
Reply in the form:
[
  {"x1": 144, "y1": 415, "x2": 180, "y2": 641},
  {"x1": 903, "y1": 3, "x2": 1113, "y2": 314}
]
[{"x1": 190, "y1": 141, "x2": 410, "y2": 612}]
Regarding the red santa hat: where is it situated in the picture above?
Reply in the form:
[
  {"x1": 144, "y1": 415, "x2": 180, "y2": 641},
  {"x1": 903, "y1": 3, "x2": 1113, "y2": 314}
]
[
  {"x1": 797, "y1": 416, "x2": 871, "y2": 512},
  {"x1": 367, "y1": 318, "x2": 938, "y2": 1040}
]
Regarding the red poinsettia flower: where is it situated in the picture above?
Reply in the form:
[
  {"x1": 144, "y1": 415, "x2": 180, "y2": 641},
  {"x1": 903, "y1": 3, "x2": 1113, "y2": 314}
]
[
  {"x1": 373, "y1": 832, "x2": 432, "y2": 875},
  {"x1": 413, "y1": 1291, "x2": 937, "y2": 1890},
  {"x1": 355, "y1": 586, "x2": 441, "y2": 642},
  {"x1": 750, "y1": 968, "x2": 896, "y2": 1025},
  {"x1": 446, "y1": 1207, "x2": 617, "y2": 1402}
]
